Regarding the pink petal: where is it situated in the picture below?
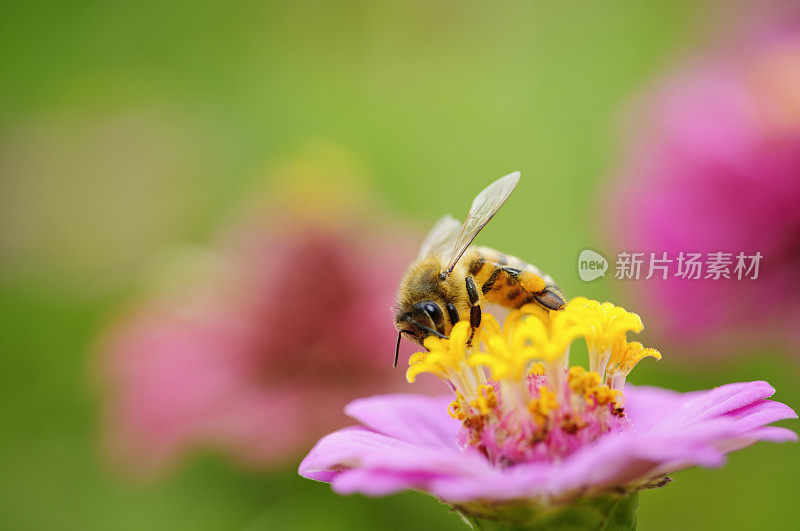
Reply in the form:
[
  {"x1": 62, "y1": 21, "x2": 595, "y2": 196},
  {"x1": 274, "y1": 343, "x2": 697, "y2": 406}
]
[
  {"x1": 724, "y1": 399, "x2": 798, "y2": 430},
  {"x1": 298, "y1": 426, "x2": 486, "y2": 482},
  {"x1": 657, "y1": 381, "x2": 777, "y2": 429},
  {"x1": 622, "y1": 385, "x2": 685, "y2": 432},
  {"x1": 298, "y1": 381, "x2": 797, "y2": 503},
  {"x1": 333, "y1": 469, "x2": 448, "y2": 497},
  {"x1": 344, "y1": 394, "x2": 459, "y2": 450}
]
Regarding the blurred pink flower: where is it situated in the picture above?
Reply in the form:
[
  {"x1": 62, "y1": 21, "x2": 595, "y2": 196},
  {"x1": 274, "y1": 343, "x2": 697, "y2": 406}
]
[
  {"x1": 610, "y1": 14, "x2": 800, "y2": 353},
  {"x1": 97, "y1": 149, "x2": 430, "y2": 474}
]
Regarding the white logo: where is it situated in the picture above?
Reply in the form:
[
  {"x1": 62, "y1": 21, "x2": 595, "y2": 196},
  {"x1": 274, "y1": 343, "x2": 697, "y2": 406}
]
[{"x1": 578, "y1": 250, "x2": 608, "y2": 281}]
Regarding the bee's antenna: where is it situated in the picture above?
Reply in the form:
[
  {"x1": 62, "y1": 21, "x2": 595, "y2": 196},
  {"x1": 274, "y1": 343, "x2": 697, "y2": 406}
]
[
  {"x1": 394, "y1": 325, "x2": 449, "y2": 368},
  {"x1": 413, "y1": 323, "x2": 449, "y2": 340},
  {"x1": 394, "y1": 331, "x2": 402, "y2": 368}
]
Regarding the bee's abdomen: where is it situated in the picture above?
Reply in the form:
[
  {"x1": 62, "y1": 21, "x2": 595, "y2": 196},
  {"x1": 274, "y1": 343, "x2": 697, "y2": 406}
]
[{"x1": 466, "y1": 246, "x2": 564, "y2": 309}]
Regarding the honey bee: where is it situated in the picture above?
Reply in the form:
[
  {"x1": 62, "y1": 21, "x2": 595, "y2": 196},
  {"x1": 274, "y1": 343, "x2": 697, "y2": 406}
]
[{"x1": 393, "y1": 172, "x2": 566, "y2": 366}]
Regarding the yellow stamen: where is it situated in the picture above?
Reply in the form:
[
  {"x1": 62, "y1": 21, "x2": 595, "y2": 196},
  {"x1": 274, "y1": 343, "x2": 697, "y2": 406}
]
[
  {"x1": 563, "y1": 297, "x2": 644, "y2": 376},
  {"x1": 408, "y1": 352, "x2": 427, "y2": 365},
  {"x1": 605, "y1": 339, "x2": 661, "y2": 390},
  {"x1": 468, "y1": 308, "x2": 576, "y2": 396},
  {"x1": 448, "y1": 391, "x2": 469, "y2": 420},
  {"x1": 448, "y1": 400, "x2": 465, "y2": 420},
  {"x1": 567, "y1": 366, "x2": 621, "y2": 406},
  {"x1": 470, "y1": 384, "x2": 497, "y2": 415},
  {"x1": 568, "y1": 366, "x2": 587, "y2": 386},
  {"x1": 608, "y1": 340, "x2": 661, "y2": 374},
  {"x1": 586, "y1": 386, "x2": 622, "y2": 407},
  {"x1": 406, "y1": 322, "x2": 472, "y2": 383},
  {"x1": 528, "y1": 386, "x2": 559, "y2": 426},
  {"x1": 468, "y1": 334, "x2": 519, "y2": 380},
  {"x1": 529, "y1": 362, "x2": 546, "y2": 376},
  {"x1": 500, "y1": 303, "x2": 550, "y2": 344},
  {"x1": 404, "y1": 297, "x2": 658, "y2": 432}
]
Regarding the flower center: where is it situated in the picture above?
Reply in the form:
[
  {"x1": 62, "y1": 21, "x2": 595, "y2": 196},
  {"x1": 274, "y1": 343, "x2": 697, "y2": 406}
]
[{"x1": 406, "y1": 298, "x2": 661, "y2": 467}]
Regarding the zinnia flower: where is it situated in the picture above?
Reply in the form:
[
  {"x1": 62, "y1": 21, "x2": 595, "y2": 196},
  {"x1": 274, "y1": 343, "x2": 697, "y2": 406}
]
[
  {"x1": 299, "y1": 299, "x2": 796, "y2": 527},
  {"x1": 609, "y1": 13, "x2": 800, "y2": 352}
]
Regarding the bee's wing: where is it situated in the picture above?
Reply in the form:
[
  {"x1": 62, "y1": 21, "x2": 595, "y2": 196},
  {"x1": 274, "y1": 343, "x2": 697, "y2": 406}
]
[
  {"x1": 417, "y1": 214, "x2": 461, "y2": 259},
  {"x1": 442, "y1": 171, "x2": 520, "y2": 276}
]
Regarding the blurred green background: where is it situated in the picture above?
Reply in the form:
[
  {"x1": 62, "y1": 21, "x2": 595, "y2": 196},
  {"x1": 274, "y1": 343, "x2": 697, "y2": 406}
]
[{"x1": 1, "y1": 1, "x2": 797, "y2": 529}]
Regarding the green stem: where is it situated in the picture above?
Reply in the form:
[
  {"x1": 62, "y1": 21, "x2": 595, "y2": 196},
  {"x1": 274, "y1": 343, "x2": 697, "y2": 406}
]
[{"x1": 457, "y1": 492, "x2": 638, "y2": 531}]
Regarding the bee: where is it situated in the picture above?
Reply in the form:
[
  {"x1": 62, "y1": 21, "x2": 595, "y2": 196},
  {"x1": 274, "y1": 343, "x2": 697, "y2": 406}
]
[{"x1": 393, "y1": 172, "x2": 566, "y2": 367}]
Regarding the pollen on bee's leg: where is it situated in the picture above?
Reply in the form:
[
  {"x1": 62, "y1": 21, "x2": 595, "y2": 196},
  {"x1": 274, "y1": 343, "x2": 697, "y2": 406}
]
[{"x1": 517, "y1": 271, "x2": 546, "y2": 293}]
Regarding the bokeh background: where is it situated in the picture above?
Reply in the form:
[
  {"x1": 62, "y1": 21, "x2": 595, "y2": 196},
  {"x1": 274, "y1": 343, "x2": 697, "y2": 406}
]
[{"x1": 1, "y1": 1, "x2": 797, "y2": 529}]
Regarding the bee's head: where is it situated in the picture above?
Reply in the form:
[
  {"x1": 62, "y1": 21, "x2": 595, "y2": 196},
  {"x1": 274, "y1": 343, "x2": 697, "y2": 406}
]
[
  {"x1": 393, "y1": 300, "x2": 448, "y2": 368},
  {"x1": 395, "y1": 300, "x2": 446, "y2": 344},
  {"x1": 393, "y1": 258, "x2": 467, "y2": 367}
]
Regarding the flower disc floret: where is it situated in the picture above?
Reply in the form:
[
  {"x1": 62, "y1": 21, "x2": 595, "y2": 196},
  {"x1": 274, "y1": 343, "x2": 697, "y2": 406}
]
[{"x1": 404, "y1": 299, "x2": 659, "y2": 467}]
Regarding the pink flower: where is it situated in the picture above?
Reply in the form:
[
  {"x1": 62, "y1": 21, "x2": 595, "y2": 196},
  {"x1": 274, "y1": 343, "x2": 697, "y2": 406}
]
[
  {"x1": 301, "y1": 384, "x2": 794, "y2": 501},
  {"x1": 97, "y1": 154, "x2": 430, "y2": 474},
  {"x1": 299, "y1": 300, "x2": 796, "y2": 525},
  {"x1": 610, "y1": 13, "x2": 800, "y2": 351}
]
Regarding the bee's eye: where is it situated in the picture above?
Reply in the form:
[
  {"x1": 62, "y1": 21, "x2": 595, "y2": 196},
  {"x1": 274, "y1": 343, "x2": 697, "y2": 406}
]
[{"x1": 422, "y1": 301, "x2": 443, "y2": 324}]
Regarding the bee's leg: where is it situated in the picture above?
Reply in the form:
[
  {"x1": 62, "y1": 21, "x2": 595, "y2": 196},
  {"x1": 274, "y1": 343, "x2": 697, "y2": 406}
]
[
  {"x1": 533, "y1": 287, "x2": 567, "y2": 310},
  {"x1": 446, "y1": 302, "x2": 460, "y2": 327},
  {"x1": 502, "y1": 267, "x2": 566, "y2": 310},
  {"x1": 498, "y1": 266, "x2": 546, "y2": 294},
  {"x1": 465, "y1": 277, "x2": 481, "y2": 346},
  {"x1": 485, "y1": 264, "x2": 566, "y2": 311}
]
